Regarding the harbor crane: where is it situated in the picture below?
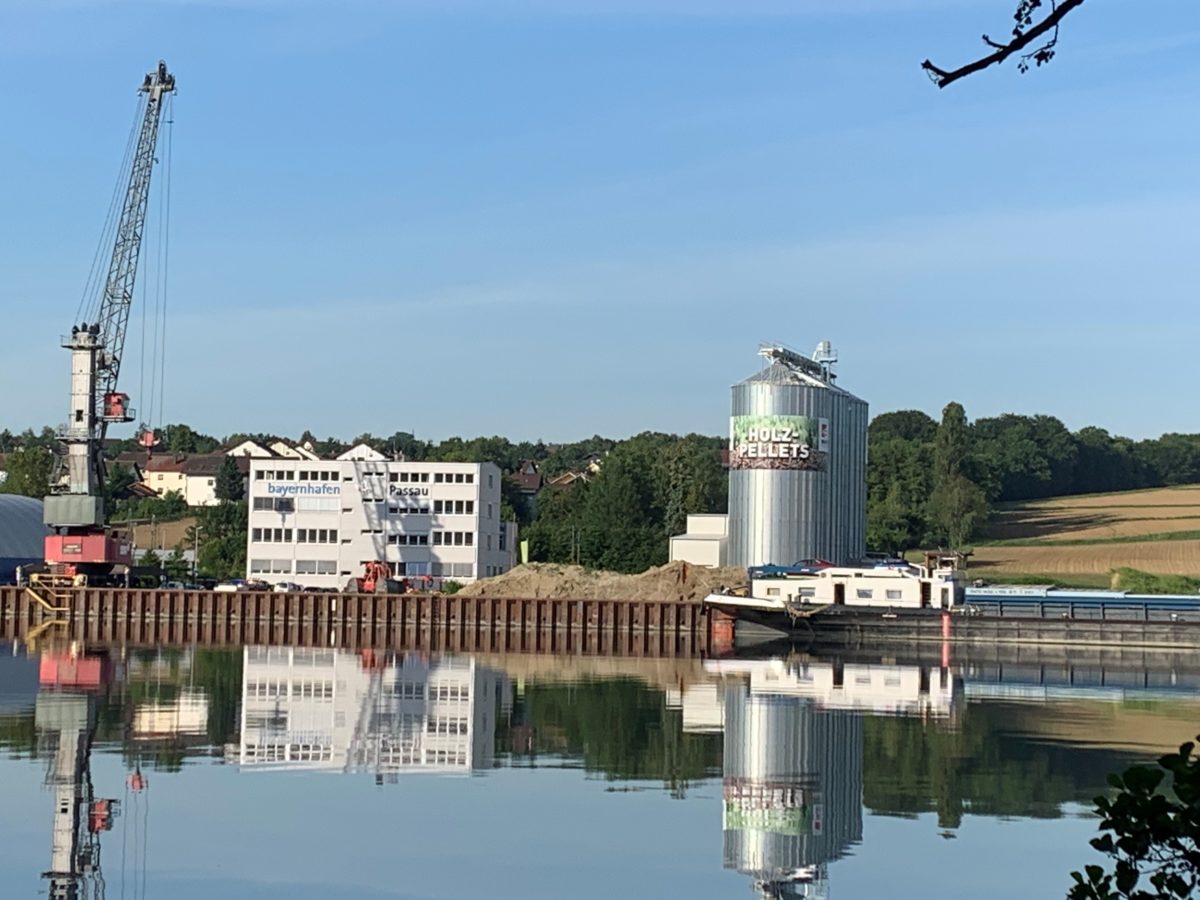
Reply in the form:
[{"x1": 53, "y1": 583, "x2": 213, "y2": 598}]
[{"x1": 41, "y1": 61, "x2": 176, "y2": 588}]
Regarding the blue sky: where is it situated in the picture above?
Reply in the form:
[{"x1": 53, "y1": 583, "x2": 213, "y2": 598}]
[{"x1": 2, "y1": 0, "x2": 1198, "y2": 442}]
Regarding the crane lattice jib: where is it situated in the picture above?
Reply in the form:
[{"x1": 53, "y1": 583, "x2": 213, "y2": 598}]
[{"x1": 92, "y1": 60, "x2": 175, "y2": 433}]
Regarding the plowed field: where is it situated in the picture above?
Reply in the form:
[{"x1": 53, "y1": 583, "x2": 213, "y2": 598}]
[{"x1": 975, "y1": 487, "x2": 1200, "y2": 580}]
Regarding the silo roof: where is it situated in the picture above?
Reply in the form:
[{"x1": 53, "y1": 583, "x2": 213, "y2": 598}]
[
  {"x1": 0, "y1": 495, "x2": 49, "y2": 560},
  {"x1": 736, "y1": 361, "x2": 864, "y2": 401}
]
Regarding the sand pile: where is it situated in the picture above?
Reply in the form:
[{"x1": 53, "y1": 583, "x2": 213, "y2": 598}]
[{"x1": 458, "y1": 561, "x2": 748, "y2": 602}]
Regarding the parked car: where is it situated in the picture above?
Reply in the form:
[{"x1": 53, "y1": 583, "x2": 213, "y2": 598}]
[
  {"x1": 214, "y1": 579, "x2": 249, "y2": 593},
  {"x1": 273, "y1": 581, "x2": 303, "y2": 593},
  {"x1": 747, "y1": 559, "x2": 833, "y2": 579}
]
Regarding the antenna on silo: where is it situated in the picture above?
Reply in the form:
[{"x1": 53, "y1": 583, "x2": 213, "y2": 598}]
[{"x1": 813, "y1": 340, "x2": 837, "y2": 382}]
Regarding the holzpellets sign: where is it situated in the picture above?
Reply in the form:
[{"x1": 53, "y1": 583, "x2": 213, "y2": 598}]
[{"x1": 729, "y1": 414, "x2": 829, "y2": 471}]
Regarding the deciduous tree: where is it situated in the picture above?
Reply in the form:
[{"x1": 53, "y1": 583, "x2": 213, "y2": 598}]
[
  {"x1": 923, "y1": 0, "x2": 1088, "y2": 89},
  {"x1": 0, "y1": 444, "x2": 54, "y2": 498},
  {"x1": 1069, "y1": 737, "x2": 1200, "y2": 900},
  {"x1": 215, "y1": 456, "x2": 245, "y2": 503}
]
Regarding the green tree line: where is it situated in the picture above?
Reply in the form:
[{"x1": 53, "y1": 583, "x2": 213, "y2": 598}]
[
  {"x1": 867, "y1": 404, "x2": 1200, "y2": 554},
  {"x1": 7, "y1": 409, "x2": 1200, "y2": 573}
]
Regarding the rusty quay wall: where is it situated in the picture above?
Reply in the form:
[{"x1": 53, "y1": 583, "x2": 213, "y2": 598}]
[{"x1": 0, "y1": 587, "x2": 715, "y2": 658}]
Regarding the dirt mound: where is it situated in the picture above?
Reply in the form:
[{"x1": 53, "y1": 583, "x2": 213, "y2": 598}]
[{"x1": 459, "y1": 561, "x2": 748, "y2": 602}]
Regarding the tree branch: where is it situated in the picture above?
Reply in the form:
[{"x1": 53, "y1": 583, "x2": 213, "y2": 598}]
[{"x1": 921, "y1": 0, "x2": 1086, "y2": 89}]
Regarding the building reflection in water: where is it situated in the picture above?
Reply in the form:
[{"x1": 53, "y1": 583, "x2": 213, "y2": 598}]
[
  {"x1": 236, "y1": 647, "x2": 510, "y2": 778},
  {"x1": 682, "y1": 659, "x2": 959, "y2": 899}
]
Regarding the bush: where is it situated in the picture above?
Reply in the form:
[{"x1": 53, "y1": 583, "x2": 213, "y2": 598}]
[{"x1": 1110, "y1": 568, "x2": 1200, "y2": 595}]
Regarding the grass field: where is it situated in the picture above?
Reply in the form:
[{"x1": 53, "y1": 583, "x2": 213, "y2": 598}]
[{"x1": 971, "y1": 486, "x2": 1200, "y2": 585}]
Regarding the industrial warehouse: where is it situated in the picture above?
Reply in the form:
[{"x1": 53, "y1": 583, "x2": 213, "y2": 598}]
[{"x1": 245, "y1": 455, "x2": 518, "y2": 589}]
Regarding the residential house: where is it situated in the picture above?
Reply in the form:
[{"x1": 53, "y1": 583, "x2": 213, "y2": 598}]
[
  {"x1": 544, "y1": 452, "x2": 606, "y2": 489},
  {"x1": 510, "y1": 460, "x2": 543, "y2": 517},
  {"x1": 223, "y1": 439, "x2": 274, "y2": 459},
  {"x1": 126, "y1": 453, "x2": 250, "y2": 507},
  {"x1": 336, "y1": 443, "x2": 388, "y2": 462}
]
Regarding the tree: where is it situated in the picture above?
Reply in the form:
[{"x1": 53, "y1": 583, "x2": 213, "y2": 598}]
[
  {"x1": 870, "y1": 410, "x2": 938, "y2": 444},
  {"x1": 190, "y1": 501, "x2": 247, "y2": 580},
  {"x1": 0, "y1": 444, "x2": 55, "y2": 498},
  {"x1": 923, "y1": 0, "x2": 1088, "y2": 89},
  {"x1": 934, "y1": 402, "x2": 971, "y2": 484},
  {"x1": 214, "y1": 457, "x2": 244, "y2": 502},
  {"x1": 928, "y1": 474, "x2": 989, "y2": 549},
  {"x1": 1069, "y1": 737, "x2": 1200, "y2": 900},
  {"x1": 164, "y1": 545, "x2": 190, "y2": 581}
]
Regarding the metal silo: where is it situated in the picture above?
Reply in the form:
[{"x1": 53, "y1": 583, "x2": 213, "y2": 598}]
[{"x1": 727, "y1": 343, "x2": 868, "y2": 568}]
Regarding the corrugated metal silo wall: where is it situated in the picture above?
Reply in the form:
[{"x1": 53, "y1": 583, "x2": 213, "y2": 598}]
[
  {"x1": 728, "y1": 381, "x2": 868, "y2": 568},
  {"x1": 722, "y1": 683, "x2": 864, "y2": 877}
]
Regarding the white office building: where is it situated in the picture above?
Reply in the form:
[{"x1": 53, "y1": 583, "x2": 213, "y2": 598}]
[
  {"x1": 237, "y1": 647, "x2": 509, "y2": 775},
  {"x1": 245, "y1": 458, "x2": 517, "y2": 589}
]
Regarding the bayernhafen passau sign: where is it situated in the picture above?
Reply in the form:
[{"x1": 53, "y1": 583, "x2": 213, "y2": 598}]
[{"x1": 729, "y1": 415, "x2": 829, "y2": 471}]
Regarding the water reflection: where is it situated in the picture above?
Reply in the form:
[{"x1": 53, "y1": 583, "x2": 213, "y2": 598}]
[
  {"x1": 237, "y1": 647, "x2": 509, "y2": 776},
  {"x1": 700, "y1": 660, "x2": 955, "y2": 899},
  {"x1": 2, "y1": 641, "x2": 1197, "y2": 899}
]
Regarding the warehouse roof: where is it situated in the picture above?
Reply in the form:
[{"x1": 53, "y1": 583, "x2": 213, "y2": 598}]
[{"x1": 0, "y1": 494, "x2": 49, "y2": 561}]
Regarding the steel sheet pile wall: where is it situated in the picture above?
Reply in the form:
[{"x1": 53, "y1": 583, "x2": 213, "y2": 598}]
[
  {"x1": 721, "y1": 682, "x2": 863, "y2": 888},
  {"x1": 728, "y1": 360, "x2": 868, "y2": 568}
]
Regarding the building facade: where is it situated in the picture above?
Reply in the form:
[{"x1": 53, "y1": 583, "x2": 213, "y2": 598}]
[{"x1": 245, "y1": 458, "x2": 517, "y2": 588}]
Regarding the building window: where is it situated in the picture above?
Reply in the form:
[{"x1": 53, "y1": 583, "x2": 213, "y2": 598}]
[
  {"x1": 856, "y1": 589, "x2": 873, "y2": 600},
  {"x1": 886, "y1": 589, "x2": 903, "y2": 601},
  {"x1": 487, "y1": 534, "x2": 492, "y2": 551},
  {"x1": 465, "y1": 473, "x2": 474, "y2": 484},
  {"x1": 252, "y1": 528, "x2": 263, "y2": 542},
  {"x1": 255, "y1": 470, "x2": 265, "y2": 480},
  {"x1": 465, "y1": 501, "x2": 474, "y2": 514},
  {"x1": 487, "y1": 503, "x2": 493, "y2": 519},
  {"x1": 488, "y1": 474, "x2": 493, "y2": 488},
  {"x1": 434, "y1": 473, "x2": 444, "y2": 484},
  {"x1": 464, "y1": 533, "x2": 473, "y2": 547}
]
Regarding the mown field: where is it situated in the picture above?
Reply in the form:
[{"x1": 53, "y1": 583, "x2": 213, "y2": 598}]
[{"x1": 970, "y1": 486, "x2": 1200, "y2": 585}]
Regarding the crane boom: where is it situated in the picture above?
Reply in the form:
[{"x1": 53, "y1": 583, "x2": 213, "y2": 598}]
[
  {"x1": 42, "y1": 60, "x2": 176, "y2": 578},
  {"x1": 93, "y1": 60, "x2": 176, "y2": 435}
]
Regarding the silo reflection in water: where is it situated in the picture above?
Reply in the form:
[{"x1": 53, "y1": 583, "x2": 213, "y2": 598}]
[{"x1": 722, "y1": 682, "x2": 863, "y2": 899}]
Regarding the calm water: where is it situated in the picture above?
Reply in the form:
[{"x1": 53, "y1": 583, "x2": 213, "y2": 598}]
[{"x1": 1, "y1": 644, "x2": 1198, "y2": 900}]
